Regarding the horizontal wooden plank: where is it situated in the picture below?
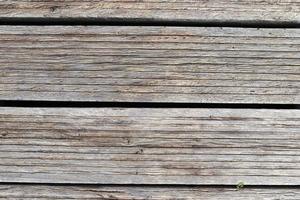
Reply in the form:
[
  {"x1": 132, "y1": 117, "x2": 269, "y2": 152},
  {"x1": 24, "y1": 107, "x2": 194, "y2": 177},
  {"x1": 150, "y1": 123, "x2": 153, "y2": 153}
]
[
  {"x1": 1, "y1": 0, "x2": 300, "y2": 24},
  {"x1": 1, "y1": 107, "x2": 299, "y2": 185},
  {"x1": 1, "y1": 185, "x2": 300, "y2": 199},
  {"x1": 0, "y1": 26, "x2": 299, "y2": 103}
]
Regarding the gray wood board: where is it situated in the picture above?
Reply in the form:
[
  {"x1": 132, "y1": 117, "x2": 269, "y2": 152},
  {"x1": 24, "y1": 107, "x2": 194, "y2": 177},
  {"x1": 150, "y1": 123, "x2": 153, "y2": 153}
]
[
  {"x1": 0, "y1": 26, "x2": 299, "y2": 104},
  {"x1": 1, "y1": 185, "x2": 300, "y2": 200},
  {"x1": 1, "y1": 0, "x2": 300, "y2": 24},
  {"x1": 1, "y1": 107, "x2": 300, "y2": 185}
]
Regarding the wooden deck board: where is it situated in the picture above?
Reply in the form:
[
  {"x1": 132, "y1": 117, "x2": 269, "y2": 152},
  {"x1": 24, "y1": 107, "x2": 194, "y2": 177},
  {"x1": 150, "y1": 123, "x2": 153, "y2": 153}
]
[
  {"x1": 1, "y1": 185, "x2": 300, "y2": 199},
  {"x1": 1, "y1": 107, "x2": 299, "y2": 185},
  {"x1": 0, "y1": 26, "x2": 299, "y2": 103},
  {"x1": 0, "y1": 0, "x2": 299, "y2": 197},
  {"x1": 1, "y1": 0, "x2": 300, "y2": 24}
]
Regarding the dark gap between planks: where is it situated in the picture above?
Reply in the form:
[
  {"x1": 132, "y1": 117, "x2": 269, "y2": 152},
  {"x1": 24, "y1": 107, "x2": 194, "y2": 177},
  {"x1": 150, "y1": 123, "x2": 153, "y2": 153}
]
[
  {"x1": 0, "y1": 100, "x2": 299, "y2": 109},
  {"x1": 1, "y1": 17, "x2": 300, "y2": 28},
  {"x1": 1, "y1": 182, "x2": 300, "y2": 188}
]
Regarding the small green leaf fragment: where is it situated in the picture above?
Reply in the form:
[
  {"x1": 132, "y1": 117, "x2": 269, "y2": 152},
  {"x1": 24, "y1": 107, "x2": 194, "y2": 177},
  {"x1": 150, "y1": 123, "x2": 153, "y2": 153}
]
[{"x1": 236, "y1": 182, "x2": 245, "y2": 190}]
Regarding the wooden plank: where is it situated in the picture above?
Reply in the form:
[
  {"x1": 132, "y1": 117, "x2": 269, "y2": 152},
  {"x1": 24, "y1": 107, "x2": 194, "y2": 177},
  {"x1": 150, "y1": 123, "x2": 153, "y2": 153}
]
[
  {"x1": 0, "y1": 107, "x2": 299, "y2": 185},
  {"x1": 1, "y1": 0, "x2": 300, "y2": 24},
  {"x1": 1, "y1": 185, "x2": 300, "y2": 200},
  {"x1": 0, "y1": 26, "x2": 299, "y2": 104}
]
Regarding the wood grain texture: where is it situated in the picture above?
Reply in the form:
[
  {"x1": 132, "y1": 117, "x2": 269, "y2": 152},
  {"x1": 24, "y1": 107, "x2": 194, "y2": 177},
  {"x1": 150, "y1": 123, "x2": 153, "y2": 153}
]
[
  {"x1": 1, "y1": 185, "x2": 300, "y2": 200},
  {"x1": 0, "y1": 26, "x2": 300, "y2": 103},
  {"x1": 1, "y1": 107, "x2": 300, "y2": 185},
  {"x1": 1, "y1": 0, "x2": 300, "y2": 24}
]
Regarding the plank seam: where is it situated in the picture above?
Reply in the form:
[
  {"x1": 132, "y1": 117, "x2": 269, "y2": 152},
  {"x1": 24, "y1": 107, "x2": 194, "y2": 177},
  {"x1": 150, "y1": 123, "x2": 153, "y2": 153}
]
[
  {"x1": 0, "y1": 101, "x2": 299, "y2": 109},
  {"x1": 1, "y1": 17, "x2": 300, "y2": 28},
  {"x1": 1, "y1": 183, "x2": 300, "y2": 189}
]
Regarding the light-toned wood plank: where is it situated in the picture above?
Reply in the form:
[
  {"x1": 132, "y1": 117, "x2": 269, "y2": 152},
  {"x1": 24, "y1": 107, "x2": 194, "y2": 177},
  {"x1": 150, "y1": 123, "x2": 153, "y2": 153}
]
[
  {"x1": 1, "y1": 185, "x2": 300, "y2": 200},
  {"x1": 1, "y1": 107, "x2": 299, "y2": 185},
  {"x1": 1, "y1": 0, "x2": 300, "y2": 24},
  {"x1": 0, "y1": 26, "x2": 299, "y2": 103}
]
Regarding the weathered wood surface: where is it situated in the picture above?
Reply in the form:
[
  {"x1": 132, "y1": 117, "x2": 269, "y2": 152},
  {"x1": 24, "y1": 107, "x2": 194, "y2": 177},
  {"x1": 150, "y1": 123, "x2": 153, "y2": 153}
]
[
  {"x1": 1, "y1": 0, "x2": 300, "y2": 24},
  {"x1": 1, "y1": 185, "x2": 300, "y2": 200},
  {"x1": 1, "y1": 107, "x2": 299, "y2": 185},
  {"x1": 1, "y1": 26, "x2": 300, "y2": 103}
]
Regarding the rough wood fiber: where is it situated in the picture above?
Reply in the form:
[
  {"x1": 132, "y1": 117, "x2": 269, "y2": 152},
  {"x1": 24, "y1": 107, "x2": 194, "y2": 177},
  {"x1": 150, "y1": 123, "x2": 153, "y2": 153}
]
[
  {"x1": 1, "y1": 0, "x2": 300, "y2": 24},
  {"x1": 0, "y1": 107, "x2": 300, "y2": 185},
  {"x1": 0, "y1": 26, "x2": 300, "y2": 103},
  {"x1": 1, "y1": 185, "x2": 300, "y2": 200}
]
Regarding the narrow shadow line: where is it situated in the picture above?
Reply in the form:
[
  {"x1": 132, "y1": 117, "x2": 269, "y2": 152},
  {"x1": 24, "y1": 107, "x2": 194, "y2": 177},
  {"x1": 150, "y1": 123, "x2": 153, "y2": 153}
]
[
  {"x1": 0, "y1": 182, "x2": 300, "y2": 189},
  {"x1": 0, "y1": 100, "x2": 299, "y2": 109},
  {"x1": 1, "y1": 17, "x2": 300, "y2": 28}
]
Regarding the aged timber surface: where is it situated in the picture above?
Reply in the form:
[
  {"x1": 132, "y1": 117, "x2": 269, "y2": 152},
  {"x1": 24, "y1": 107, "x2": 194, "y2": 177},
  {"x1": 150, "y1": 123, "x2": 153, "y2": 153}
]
[
  {"x1": 0, "y1": 26, "x2": 300, "y2": 104},
  {"x1": 1, "y1": 185, "x2": 300, "y2": 200},
  {"x1": 0, "y1": 107, "x2": 299, "y2": 185},
  {"x1": 0, "y1": 0, "x2": 300, "y2": 24}
]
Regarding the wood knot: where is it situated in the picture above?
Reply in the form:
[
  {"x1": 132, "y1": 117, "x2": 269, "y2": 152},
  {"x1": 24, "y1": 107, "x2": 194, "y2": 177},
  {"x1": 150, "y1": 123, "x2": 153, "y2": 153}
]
[
  {"x1": 50, "y1": 6, "x2": 60, "y2": 13},
  {"x1": 1, "y1": 133, "x2": 8, "y2": 137},
  {"x1": 135, "y1": 149, "x2": 144, "y2": 154}
]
